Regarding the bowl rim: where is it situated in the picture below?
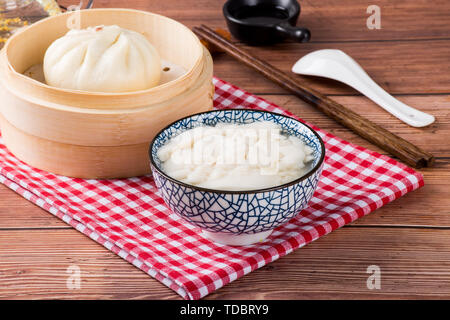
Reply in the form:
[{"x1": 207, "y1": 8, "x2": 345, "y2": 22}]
[{"x1": 149, "y1": 108, "x2": 326, "y2": 194}]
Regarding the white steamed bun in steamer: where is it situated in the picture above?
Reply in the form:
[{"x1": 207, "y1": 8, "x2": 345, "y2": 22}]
[{"x1": 43, "y1": 25, "x2": 161, "y2": 92}]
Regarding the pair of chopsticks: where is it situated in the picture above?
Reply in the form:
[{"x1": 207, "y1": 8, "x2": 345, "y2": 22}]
[{"x1": 193, "y1": 25, "x2": 434, "y2": 169}]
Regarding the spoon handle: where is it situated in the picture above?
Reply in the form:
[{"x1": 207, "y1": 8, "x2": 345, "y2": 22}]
[
  {"x1": 292, "y1": 50, "x2": 435, "y2": 127},
  {"x1": 332, "y1": 52, "x2": 434, "y2": 127}
]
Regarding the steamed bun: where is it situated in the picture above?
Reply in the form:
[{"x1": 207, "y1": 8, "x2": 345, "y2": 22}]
[{"x1": 43, "y1": 25, "x2": 161, "y2": 92}]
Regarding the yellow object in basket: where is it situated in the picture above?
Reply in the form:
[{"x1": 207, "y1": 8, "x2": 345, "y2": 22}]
[{"x1": 0, "y1": 0, "x2": 61, "y2": 48}]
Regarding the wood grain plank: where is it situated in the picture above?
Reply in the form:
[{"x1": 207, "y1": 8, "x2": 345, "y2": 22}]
[
  {"x1": 0, "y1": 229, "x2": 179, "y2": 299},
  {"x1": 260, "y1": 94, "x2": 450, "y2": 227},
  {"x1": 0, "y1": 186, "x2": 68, "y2": 229},
  {"x1": 0, "y1": 0, "x2": 448, "y2": 301},
  {"x1": 207, "y1": 227, "x2": 450, "y2": 299},
  {"x1": 1, "y1": 228, "x2": 449, "y2": 299},
  {"x1": 62, "y1": 0, "x2": 450, "y2": 95},
  {"x1": 1, "y1": 168, "x2": 447, "y2": 229},
  {"x1": 77, "y1": 0, "x2": 450, "y2": 42},
  {"x1": 212, "y1": 40, "x2": 450, "y2": 95},
  {"x1": 263, "y1": 94, "x2": 450, "y2": 157},
  {"x1": 0, "y1": 94, "x2": 448, "y2": 229},
  {"x1": 195, "y1": 25, "x2": 436, "y2": 168}
]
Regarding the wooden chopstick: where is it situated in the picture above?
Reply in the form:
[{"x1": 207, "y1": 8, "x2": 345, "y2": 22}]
[{"x1": 193, "y1": 25, "x2": 435, "y2": 169}]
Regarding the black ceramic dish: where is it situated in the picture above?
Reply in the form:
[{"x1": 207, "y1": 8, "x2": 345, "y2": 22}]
[{"x1": 223, "y1": 0, "x2": 310, "y2": 45}]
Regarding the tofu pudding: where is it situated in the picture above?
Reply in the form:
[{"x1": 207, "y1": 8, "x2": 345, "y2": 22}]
[
  {"x1": 150, "y1": 109, "x2": 326, "y2": 245},
  {"x1": 157, "y1": 121, "x2": 314, "y2": 191}
]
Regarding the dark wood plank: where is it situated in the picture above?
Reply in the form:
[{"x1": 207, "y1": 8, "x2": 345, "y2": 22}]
[
  {"x1": 1, "y1": 95, "x2": 448, "y2": 229},
  {"x1": 259, "y1": 94, "x2": 450, "y2": 227},
  {"x1": 207, "y1": 227, "x2": 450, "y2": 299},
  {"x1": 0, "y1": 229, "x2": 180, "y2": 299},
  {"x1": 263, "y1": 94, "x2": 450, "y2": 157},
  {"x1": 1, "y1": 228, "x2": 450, "y2": 299},
  {"x1": 195, "y1": 25, "x2": 435, "y2": 168},
  {"x1": 0, "y1": 0, "x2": 448, "y2": 301},
  {"x1": 212, "y1": 40, "x2": 450, "y2": 95},
  {"x1": 0, "y1": 186, "x2": 68, "y2": 229},
  {"x1": 65, "y1": 0, "x2": 450, "y2": 95},
  {"x1": 84, "y1": 0, "x2": 450, "y2": 42},
  {"x1": 1, "y1": 167, "x2": 447, "y2": 230}
]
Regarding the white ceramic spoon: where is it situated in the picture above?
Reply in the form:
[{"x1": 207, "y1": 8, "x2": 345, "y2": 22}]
[{"x1": 292, "y1": 49, "x2": 435, "y2": 127}]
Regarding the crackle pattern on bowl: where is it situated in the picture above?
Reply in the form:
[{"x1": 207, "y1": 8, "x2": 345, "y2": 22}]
[{"x1": 150, "y1": 109, "x2": 325, "y2": 235}]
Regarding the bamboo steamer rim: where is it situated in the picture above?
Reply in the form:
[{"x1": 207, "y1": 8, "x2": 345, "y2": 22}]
[
  {"x1": 0, "y1": 50, "x2": 214, "y2": 179},
  {"x1": 3, "y1": 8, "x2": 205, "y2": 109},
  {"x1": 0, "y1": 48, "x2": 214, "y2": 147},
  {"x1": 0, "y1": 47, "x2": 211, "y2": 116}
]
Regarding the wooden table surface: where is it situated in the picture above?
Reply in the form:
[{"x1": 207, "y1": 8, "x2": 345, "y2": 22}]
[{"x1": 1, "y1": 0, "x2": 449, "y2": 299}]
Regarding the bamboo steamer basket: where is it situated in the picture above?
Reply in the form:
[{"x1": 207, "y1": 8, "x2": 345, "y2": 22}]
[{"x1": 0, "y1": 9, "x2": 214, "y2": 179}]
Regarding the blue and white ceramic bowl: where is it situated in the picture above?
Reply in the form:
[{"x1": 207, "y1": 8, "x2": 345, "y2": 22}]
[{"x1": 149, "y1": 109, "x2": 325, "y2": 245}]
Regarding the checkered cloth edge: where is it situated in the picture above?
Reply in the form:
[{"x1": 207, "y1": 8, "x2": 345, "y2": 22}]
[{"x1": 0, "y1": 77, "x2": 424, "y2": 300}]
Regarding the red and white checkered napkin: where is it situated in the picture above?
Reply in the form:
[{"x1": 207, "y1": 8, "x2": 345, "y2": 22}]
[{"x1": 0, "y1": 77, "x2": 424, "y2": 299}]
